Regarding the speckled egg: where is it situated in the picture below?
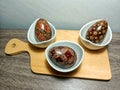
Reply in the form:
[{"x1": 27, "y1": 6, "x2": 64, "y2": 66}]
[
  {"x1": 86, "y1": 20, "x2": 108, "y2": 43},
  {"x1": 49, "y1": 46, "x2": 77, "y2": 68},
  {"x1": 35, "y1": 19, "x2": 52, "y2": 41}
]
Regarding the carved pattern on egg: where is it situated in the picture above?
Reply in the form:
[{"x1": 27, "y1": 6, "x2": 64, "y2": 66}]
[
  {"x1": 86, "y1": 20, "x2": 108, "y2": 43},
  {"x1": 49, "y1": 46, "x2": 77, "y2": 68},
  {"x1": 35, "y1": 19, "x2": 52, "y2": 41}
]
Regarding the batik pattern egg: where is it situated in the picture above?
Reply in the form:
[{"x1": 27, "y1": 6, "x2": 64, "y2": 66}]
[
  {"x1": 49, "y1": 46, "x2": 77, "y2": 68},
  {"x1": 35, "y1": 19, "x2": 51, "y2": 41},
  {"x1": 86, "y1": 20, "x2": 108, "y2": 43}
]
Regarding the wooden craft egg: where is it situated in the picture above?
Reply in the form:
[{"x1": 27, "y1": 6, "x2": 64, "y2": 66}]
[
  {"x1": 86, "y1": 20, "x2": 108, "y2": 43},
  {"x1": 35, "y1": 19, "x2": 52, "y2": 41},
  {"x1": 49, "y1": 46, "x2": 77, "y2": 68}
]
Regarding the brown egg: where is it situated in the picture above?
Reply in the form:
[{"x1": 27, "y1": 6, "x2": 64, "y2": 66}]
[
  {"x1": 35, "y1": 19, "x2": 52, "y2": 41},
  {"x1": 86, "y1": 20, "x2": 108, "y2": 43},
  {"x1": 49, "y1": 46, "x2": 77, "y2": 68}
]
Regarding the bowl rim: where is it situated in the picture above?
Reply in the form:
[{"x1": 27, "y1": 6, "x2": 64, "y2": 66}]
[
  {"x1": 27, "y1": 18, "x2": 56, "y2": 44},
  {"x1": 79, "y1": 19, "x2": 112, "y2": 46},
  {"x1": 45, "y1": 40, "x2": 84, "y2": 73}
]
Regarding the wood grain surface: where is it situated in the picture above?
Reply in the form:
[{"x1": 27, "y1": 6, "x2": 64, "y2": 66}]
[
  {"x1": 5, "y1": 30, "x2": 111, "y2": 80},
  {"x1": 0, "y1": 30, "x2": 120, "y2": 90}
]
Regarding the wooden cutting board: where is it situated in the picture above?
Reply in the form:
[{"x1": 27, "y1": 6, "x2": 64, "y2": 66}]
[{"x1": 5, "y1": 30, "x2": 112, "y2": 80}]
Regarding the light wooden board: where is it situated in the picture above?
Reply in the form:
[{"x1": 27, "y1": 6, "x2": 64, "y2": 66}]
[{"x1": 5, "y1": 30, "x2": 112, "y2": 80}]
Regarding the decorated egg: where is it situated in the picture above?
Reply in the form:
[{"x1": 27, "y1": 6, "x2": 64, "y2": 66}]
[
  {"x1": 86, "y1": 20, "x2": 108, "y2": 43},
  {"x1": 49, "y1": 46, "x2": 77, "y2": 68},
  {"x1": 35, "y1": 19, "x2": 52, "y2": 41}
]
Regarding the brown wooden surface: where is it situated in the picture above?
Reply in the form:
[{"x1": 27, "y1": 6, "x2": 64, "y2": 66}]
[
  {"x1": 0, "y1": 29, "x2": 120, "y2": 90},
  {"x1": 5, "y1": 30, "x2": 111, "y2": 80}
]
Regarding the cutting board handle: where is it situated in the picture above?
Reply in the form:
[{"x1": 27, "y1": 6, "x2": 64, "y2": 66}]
[{"x1": 5, "y1": 38, "x2": 29, "y2": 55}]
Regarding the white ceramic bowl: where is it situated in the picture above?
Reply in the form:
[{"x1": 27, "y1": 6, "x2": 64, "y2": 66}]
[
  {"x1": 27, "y1": 18, "x2": 56, "y2": 48},
  {"x1": 79, "y1": 19, "x2": 112, "y2": 50},
  {"x1": 45, "y1": 40, "x2": 84, "y2": 73}
]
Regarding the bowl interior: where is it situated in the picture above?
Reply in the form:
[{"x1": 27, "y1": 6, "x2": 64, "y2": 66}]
[
  {"x1": 80, "y1": 19, "x2": 112, "y2": 46},
  {"x1": 45, "y1": 41, "x2": 84, "y2": 72},
  {"x1": 27, "y1": 18, "x2": 56, "y2": 44}
]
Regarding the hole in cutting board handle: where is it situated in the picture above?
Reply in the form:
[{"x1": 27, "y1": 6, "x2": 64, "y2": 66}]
[
  {"x1": 11, "y1": 43, "x2": 16, "y2": 48},
  {"x1": 5, "y1": 38, "x2": 29, "y2": 55}
]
